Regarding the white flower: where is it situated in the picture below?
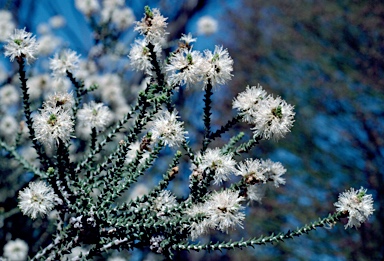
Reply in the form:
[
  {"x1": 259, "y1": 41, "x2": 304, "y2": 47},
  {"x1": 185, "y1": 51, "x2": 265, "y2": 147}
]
[
  {"x1": 166, "y1": 49, "x2": 209, "y2": 88},
  {"x1": 33, "y1": 106, "x2": 74, "y2": 146},
  {"x1": 0, "y1": 12, "x2": 15, "y2": 43},
  {"x1": 49, "y1": 15, "x2": 66, "y2": 28},
  {"x1": 111, "y1": 7, "x2": 136, "y2": 30},
  {"x1": 235, "y1": 158, "x2": 267, "y2": 184},
  {"x1": 28, "y1": 74, "x2": 51, "y2": 100},
  {"x1": 197, "y1": 16, "x2": 218, "y2": 35},
  {"x1": 186, "y1": 188, "x2": 246, "y2": 237},
  {"x1": 185, "y1": 203, "x2": 211, "y2": 240},
  {"x1": 205, "y1": 190, "x2": 245, "y2": 233},
  {"x1": 135, "y1": 7, "x2": 168, "y2": 43},
  {"x1": 153, "y1": 190, "x2": 178, "y2": 217},
  {"x1": 96, "y1": 73, "x2": 125, "y2": 106},
  {"x1": 50, "y1": 49, "x2": 80, "y2": 79},
  {"x1": 151, "y1": 110, "x2": 187, "y2": 147},
  {"x1": 180, "y1": 33, "x2": 196, "y2": 45},
  {"x1": 77, "y1": 101, "x2": 113, "y2": 132},
  {"x1": 18, "y1": 181, "x2": 61, "y2": 219},
  {"x1": 4, "y1": 28, "x2": 38, "y2": 64},
  {"x1": 200, "y1": 148, "x2": 236, "y2": 184},
  {"x1": 260, "y1": 159, "x2": 286, "y2": 187},
  {"x1": 334, "y1": 187, "x2": 374, "y2": 229},
  {"x1": 102, "y1": 4, "x2": 135, "y2": 29},
  {"x1": 37, "y1": 23, "x2": 50, "y2": 35},
  {"x1": 128, "y1": 38, "x2": 155, "y2": 74},
  {"x1": 236, "y1": 158, "x2": 284, "y2": 201},
  {"x1": 0, "y1": 10, "x2": 16, "y2": 42},
  {"x1": 0, "y1": 115, "x2": 18, "y2": 138},
  {"x1": 50, "y1": 77, "x2": 71, "y2": 93},
  {"x1": 0, "y1": 84, "x2": 19, "y2": 106},
  {"x1": 251, "y1": 95, "x2": 295, "y2": 140},
  {"x1": 203, "y1": 45, "x2": 233, "y2": 87},
  {"x1": 43, "y1": 92, "x2": 75, "y2": 112},
  {"x1": 75, "y1": 0, "x2": 100, "y2": 16},
  {"x1": 247, "y1": 184, "x2": 266, "y2": 203},
  {"x1": 234, "y1": 86, "x2": 295, "y2": 140},
  {"x1": 3, "y1": 239, "x2": 29, "y2": 261},
  {"x1": 37, "y1": 34, "x2": 61, "y2": 56},
  {"x1": 75, "y1": 60, "x2": 97, "y2": 80},
  {"x1": 232, "y1": 84, "x2": 268, "y2": 123}
]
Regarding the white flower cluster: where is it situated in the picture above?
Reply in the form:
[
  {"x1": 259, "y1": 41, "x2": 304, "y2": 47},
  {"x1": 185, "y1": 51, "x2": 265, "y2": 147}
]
[
  {"x1": 165, "y1": 41, "x2": 233, "y2": 89},
  {"x1": 33, "y1": 92, "x2": 75, "y2": 147},
  {"x1": 50, "y1": 49, "x2": 80, "y2": 80},
  {"x1": 191, "y1": 149, "x2": 285, "y2": 199},
  {"x1": 186, "y1": 190, "x2": 245, "y2": 240},
  {"x1": 134, "y1": 7, "x2": 168, "y2": 44},
  {"x1": 49, "y1": 15, "x2": 66, "y2": 29},
  {"x1": 153, "y1": 190, "x2": 178, "y2": 218},
  {"x1": 0, "y1": 84, "x2": 19, "y2": 107},
  {"x1": 2, "y1": 239, "x2": 29, "y2": 261},
  {"x1": 101, "y1": 1, "x2": 135, "y2": 30},
  {"x1": 128, "y1": 8, "x2": 168, "y2": 75},
  {"x1": 235, "y1": 158, "x2": 286, "y2": 202},
  {"x1": 204, "y1": 45, "x2": 233, "y2": 87},
  {"x1": 0, "y1": 115, "x2": 19, "y2": 140},
  {"x1": 77, "y1": 101, "x2": 113, "y2": 132},
  {"x1": 0, "y1": 10, "x2": 16, "y2": 42},
  {"x1": 75, "y1": 0, "x2": 100, "y2": 16},
  {"x1": 4, "y1": 28, "x2": 38, "y2": 64},
  {"x1": 18, "y1": 181, "x2": 61, "y2": 219},
  {"x1": 75, "y1": 0, "x2": 135, "y2": 30},
  {"x1": 150, "y1": 110, "x2": 188, "y2": 147},
  {"x1": 233, "y1": 84, "x2": 295, "y2": 140},
  {"x1": 334, "y1": 187, "x2": 374, "y2": 229},
  {"x1": 166, "y1": 48, "x2": 207, "y2": 88},
  {"x1": 196, "y1": 148, "x2": 236, "y2": 184},
  {"x1": 37, "y1": 34, "x2": 62, "y2": 56},
  {"x1": 236, "y1": 158, "x2": 267, "y2": 184},
  {"x1": 197, "y1": 15, "x2": 218, "y2": 36},
  {"x1": 129, "y1": 18, "x2": 233, "y2": 89},
  {"x1": 236, "y1": 158, "x2": 286, "y2": 187},
  {"x1": 128, "y1": 38, "x2": 159, "y2": 74}
]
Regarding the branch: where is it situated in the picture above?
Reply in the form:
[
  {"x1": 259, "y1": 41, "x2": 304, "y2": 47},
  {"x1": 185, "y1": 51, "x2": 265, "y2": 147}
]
[{"x1": 172, "y1": 211, "x2": 345, "y2": 252}]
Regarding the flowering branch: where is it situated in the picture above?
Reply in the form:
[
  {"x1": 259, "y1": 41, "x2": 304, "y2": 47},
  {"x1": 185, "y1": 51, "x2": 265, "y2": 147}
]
[
  {"x1": 1, "y1": 6, "x2": 374, "y2": 261},
  {"x1": 173, "y1": 211, "x2": 345, "y2": 252}
]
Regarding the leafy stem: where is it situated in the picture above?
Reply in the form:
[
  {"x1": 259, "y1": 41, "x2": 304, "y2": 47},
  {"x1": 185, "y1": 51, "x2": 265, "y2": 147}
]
[
  {"x1": 16, "y1": 56, "x2": 50, "y2": 169},
  {"x1": 172, "y1": 211, "x2": 346, "y2": 252},
  {"x1": 202, "y1": 81, "x2": 213, "y2": 152}
]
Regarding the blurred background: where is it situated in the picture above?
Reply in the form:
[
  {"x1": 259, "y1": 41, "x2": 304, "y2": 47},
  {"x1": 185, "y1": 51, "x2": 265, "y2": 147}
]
[{"x1": 0, "y1": 0, "x2": 383, "y2": 260}]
